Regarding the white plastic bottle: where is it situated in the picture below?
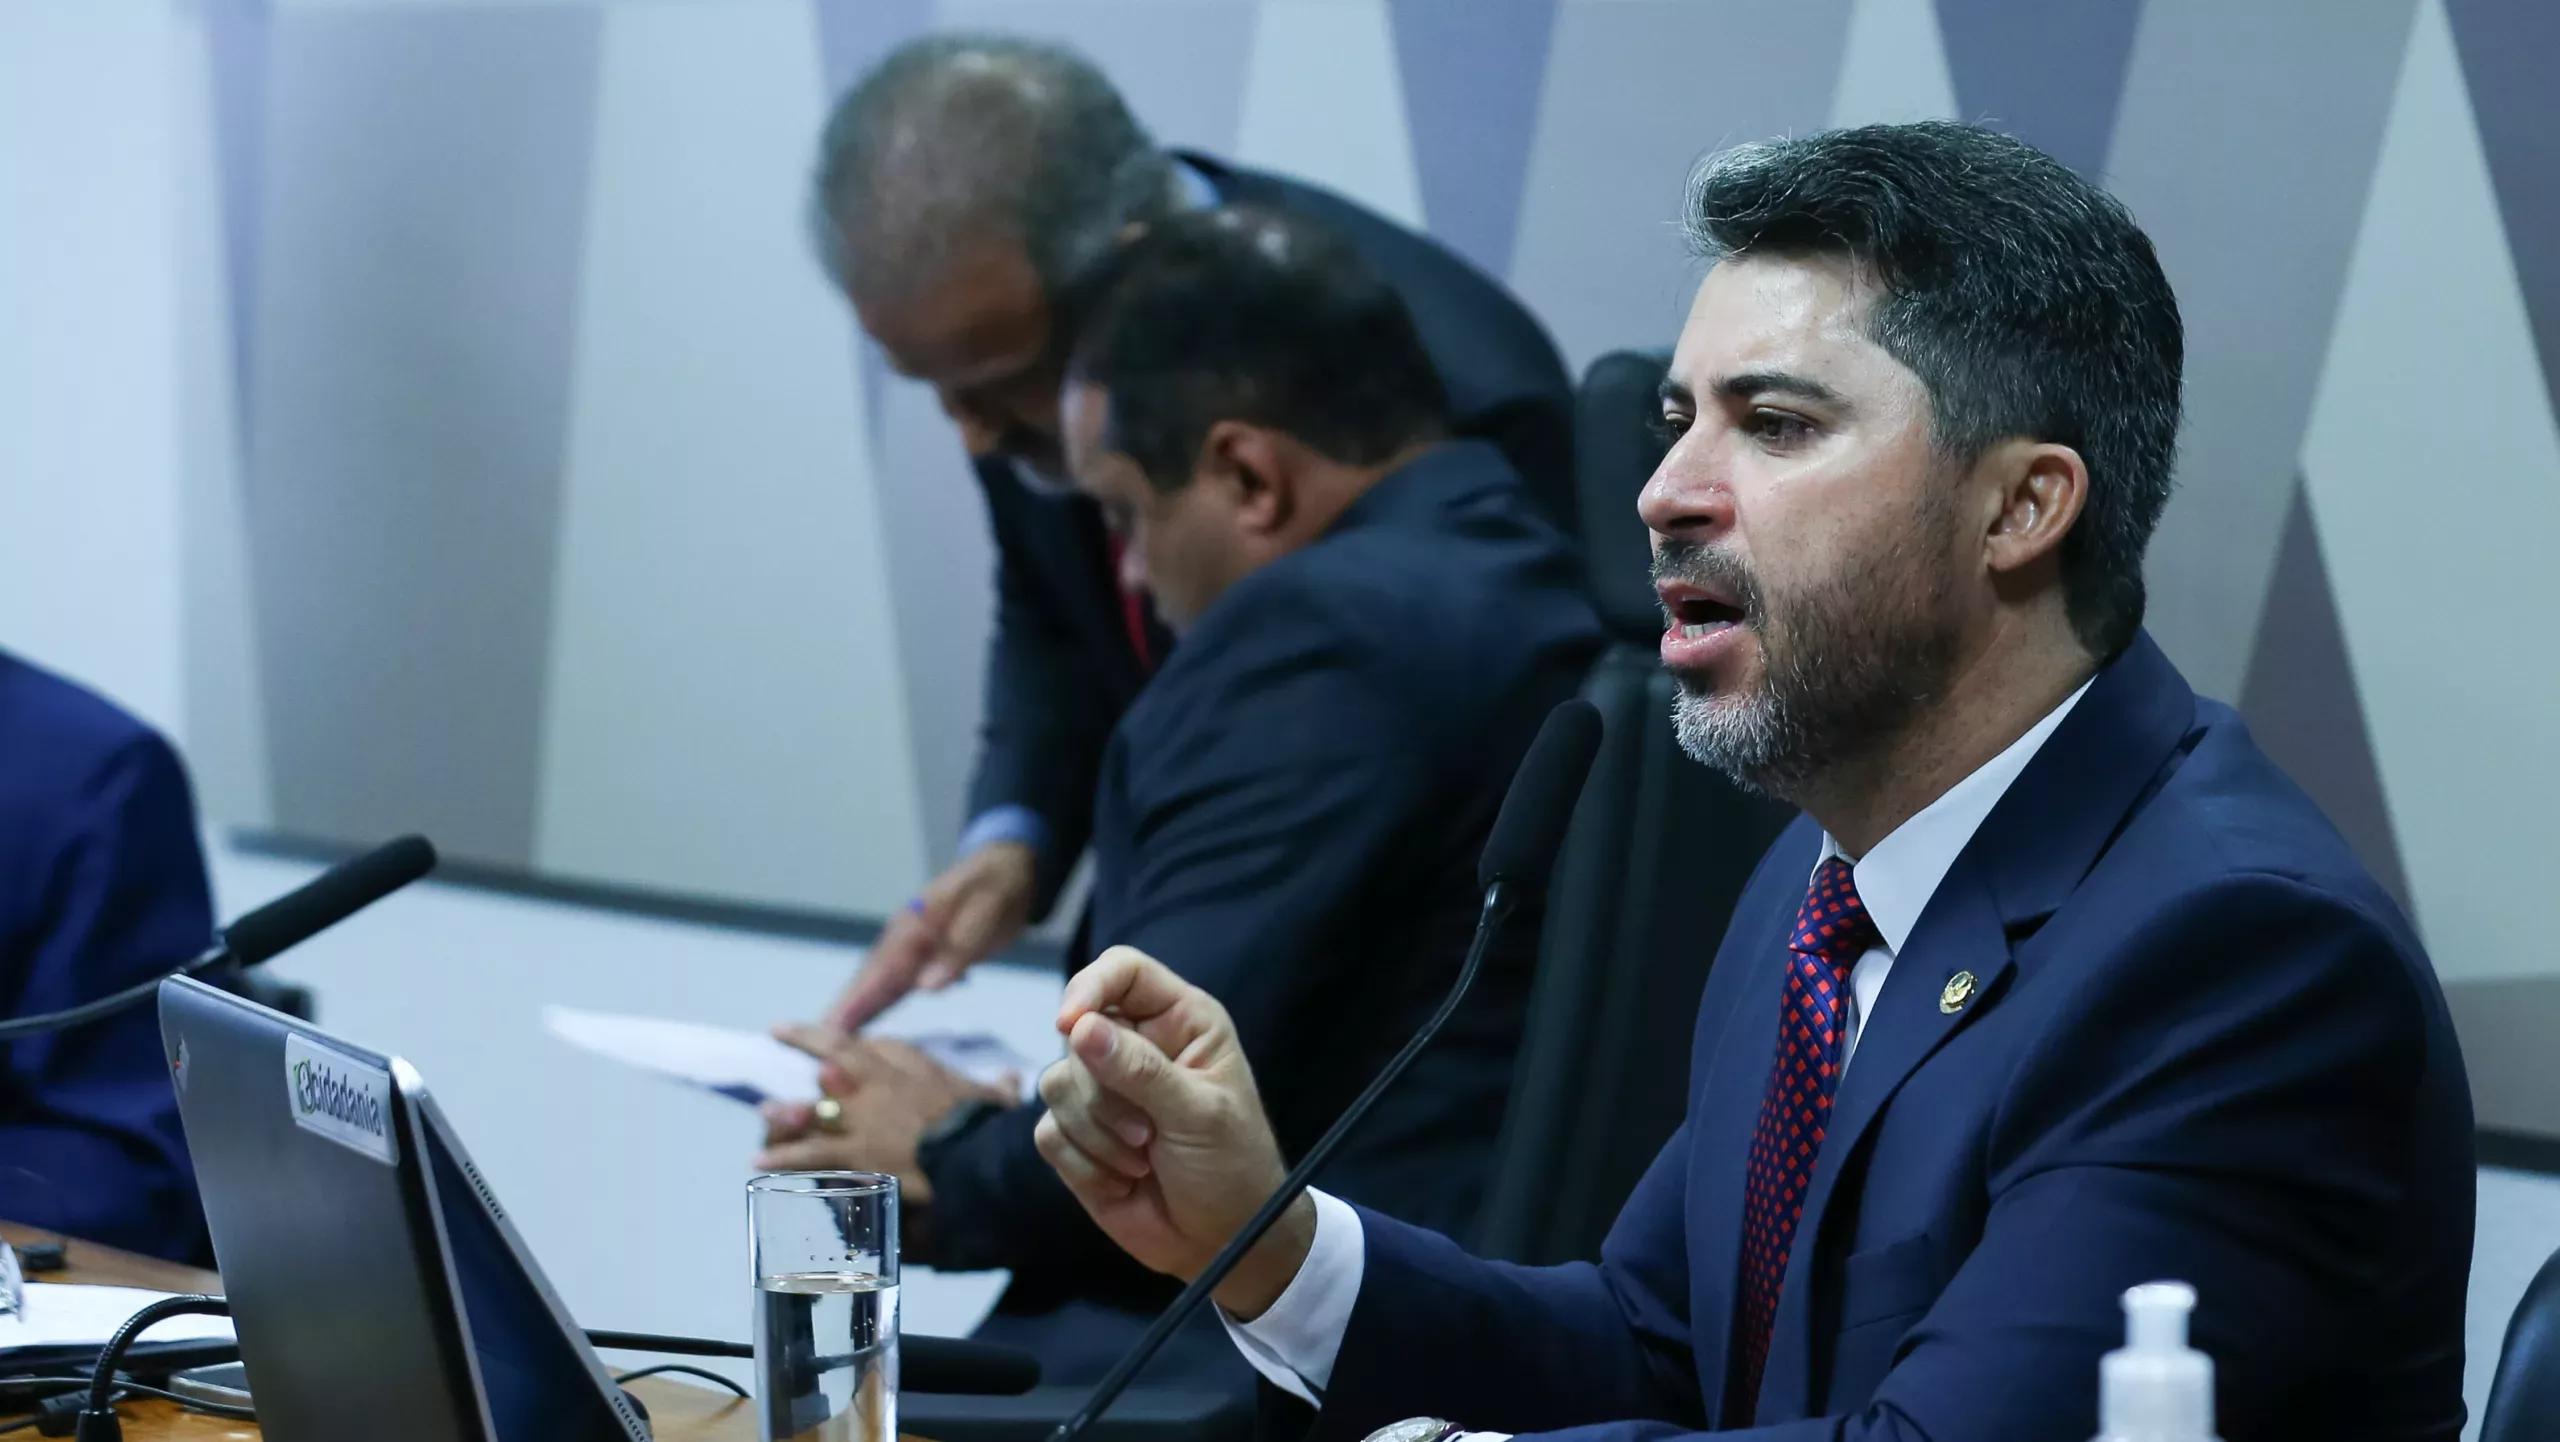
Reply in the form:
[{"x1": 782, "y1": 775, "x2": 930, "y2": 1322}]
[{"x1": 2091, "y1": 1281, "x2": 2221, "y2": 1442}]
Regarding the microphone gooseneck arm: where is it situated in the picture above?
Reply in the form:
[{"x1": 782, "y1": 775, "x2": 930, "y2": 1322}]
[
  {"x1": 1048, "y1": 880, "x2": 1517, "y2": 1442},
  {"x1": 0, "y1": 940, "x2": 237, "y2": 1042},
  {"x1": 0, "y1": 834, "x2": 438, "y2": 1043}
]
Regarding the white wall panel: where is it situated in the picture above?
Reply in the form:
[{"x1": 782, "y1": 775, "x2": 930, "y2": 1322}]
[
  {"x1": 2298, "y1": 0, "x2": 2560, "y2": 983},
  {"x1": 173, "y1": 0, "x2": 275, "y2": 824},
  {"x1": 536, "y1": 0, "x2": 928, "y2": 913},
  {"x1": 1508, "y1": 0, "x2": 1851, "y2": 371},
  {"x1": 1235, "y1": 0, "x2": 1426, "y2": 230},
  {"x1": 1829, "y1": 0, "x2": 1956, "y2": 129},
  {"x1": 0, "y1": 0, "x2": 188, "y2": 740}
]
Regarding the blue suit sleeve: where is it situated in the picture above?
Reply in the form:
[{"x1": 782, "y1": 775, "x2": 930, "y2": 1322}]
[
  {"x1": 0, "y1": 731, "x2": 216, "y2": 1262},
  {"x1": 1311, "y1": 1123, "x2": 1704, "y2": 1441},
  {"x1": 1320, "y1": 873, "x2": 2452, "y2": 1442},
  {"x1": 967, "y1": 460, "x2": 1114, "y2": 917}
]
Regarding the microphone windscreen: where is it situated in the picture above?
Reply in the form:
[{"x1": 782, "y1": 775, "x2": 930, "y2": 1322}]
[
  {"x1": 904, "y1": 1334, "x2": 1041, "y2": 1395},
  {"x1": 1478, "y1": 699, "x2": 1603, "y2": 896},
  {"x1": 222, "y1": 835, "x2": 438, "y2": 969}
]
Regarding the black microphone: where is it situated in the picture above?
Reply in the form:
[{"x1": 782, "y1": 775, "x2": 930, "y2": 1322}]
[
  {"x1": 0, "y1": 835, "x2": 439, "y2": 1041},
  {"x1": 582, "y1": 1330, "x2": 1040, "y2": 1396},
  {"x1": 1050, "y1": 699, "x2": 1605, "y2": 1442}
]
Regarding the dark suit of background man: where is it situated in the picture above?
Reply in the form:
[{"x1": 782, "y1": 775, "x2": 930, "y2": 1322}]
[
  {"x1": 758, "y1": 207, "x2": 1603, "y2": 1389},
  {"x1": 0, "y1": 651, "x2": 218, "y2": 1263},
  {"x1": 1034, "y1": 123, "x2": 2474, "y2": 1441},
  {"x1": 798, "y1": 32, "x2": 1576, "y2": 1030}
]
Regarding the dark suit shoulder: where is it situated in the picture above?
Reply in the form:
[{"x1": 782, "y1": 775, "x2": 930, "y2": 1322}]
[
  {"x1": 1128, "y1": 450, "x2": 1601, "y2": 785},
  {"x1": 0, "y1": 652, "x2": 173, "y2": 810},
  {"x1": 1221, "y1": 453, "x2": 1590, "y2": 669},
  {"x1": 2007, "y1": 696, "x2": 2458, "y2": 1141},
  {"x1": 2115, "y1": 698, "x2": 2424, "y2": 959},
  {"x1": 1187, "y1": 155, "x2": 1567, "y2": 401}
]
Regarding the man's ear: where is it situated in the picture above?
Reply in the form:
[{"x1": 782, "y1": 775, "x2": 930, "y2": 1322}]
[
  {"x1": 1198, "y1": 420, "x2": 1293, "y2": 534},
  {"x1": 1979, "y1": 440, "x2": 2088, "y2": 579}
]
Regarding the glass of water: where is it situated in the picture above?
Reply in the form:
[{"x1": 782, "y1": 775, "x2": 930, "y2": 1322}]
[{"x1": 749, "y1": 1171, "x2": 899, "y2": 1442}]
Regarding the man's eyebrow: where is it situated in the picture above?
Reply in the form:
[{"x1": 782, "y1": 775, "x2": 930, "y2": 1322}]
[
  {"x1": 1657, "y1": 377, "x2": 1694, "y2": 408},
  {"x1": 1712, "y1": 370, "x2": 1845, "y2": 406}
]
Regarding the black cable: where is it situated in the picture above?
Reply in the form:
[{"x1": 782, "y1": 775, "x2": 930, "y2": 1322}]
[
  {"x1": 105, "y1": 1382, "x2": 257, "y2": 1423},
  {"x1": 76, "y1": 1294, "x2": 230, "y2": 1442},
  {"x1": 0, "y1": 950, "x2": 230, "y2": 1041},
  {"x1": 585, "y1": 1329, "x2": 751, "y2": 1359},
  {"x1": 610, "y1": 1364, "x2": 749, "y2": 1399},
  {"x1": 0, "y1": 1415, "x2": 42, "y2": 1435}
]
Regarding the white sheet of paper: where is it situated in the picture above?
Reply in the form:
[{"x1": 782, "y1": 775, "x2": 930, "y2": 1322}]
[
  {"x1": 0, "y1": 1283, "x2": 236, "y2": 1354},
  {"x1": 541, "y1": 1006, "x2": 1039, "y2": 1105}
]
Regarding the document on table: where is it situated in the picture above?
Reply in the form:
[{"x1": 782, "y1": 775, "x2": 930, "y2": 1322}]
[
  {"x1": 542, "y1": 1006, "x2": 1041, "y2": 1105},
  {"x1": 0, "y1": 1283, "x2": 235, "y2": 1357}
]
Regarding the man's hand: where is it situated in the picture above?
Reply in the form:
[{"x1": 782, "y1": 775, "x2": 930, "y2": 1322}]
[
  {"x1": 827, "y1": 842, "x2": 1037, "y2": 1032},
  {"x1": 756, "y1": 1029, "x2": 1019, "y2": 1203},
  {"x1": 1032, "y1": 946, "x2": 1313, "y2": 1320}
]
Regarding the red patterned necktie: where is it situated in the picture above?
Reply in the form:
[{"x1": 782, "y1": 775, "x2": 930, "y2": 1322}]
[
  {"x1": 1732, "y1": 855, "x2": 1878, "y2": 1423},
  {"x1": 1103, "y1": 534, "x2": 1156, "y2": 673}
]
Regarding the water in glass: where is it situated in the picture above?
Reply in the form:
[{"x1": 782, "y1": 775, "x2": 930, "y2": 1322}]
[{"x1": 754, "y1": 1270, "x2": 898, "y2": 1441}]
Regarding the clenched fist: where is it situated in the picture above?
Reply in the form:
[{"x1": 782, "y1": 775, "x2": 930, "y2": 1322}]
[{"x1": 1032, "y1": 946, "x2": 1315, "y2": 1320}]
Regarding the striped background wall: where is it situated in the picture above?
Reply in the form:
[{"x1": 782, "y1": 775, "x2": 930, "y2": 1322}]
[{"x1": 5, "y1": 0, "x2": 2556, "y2": 1129}]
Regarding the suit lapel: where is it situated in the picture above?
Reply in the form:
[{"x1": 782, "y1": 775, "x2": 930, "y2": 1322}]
[
  {"x1": 1754, "y1": 632, "x2": 2202, "y2": 1420},
  {"x1": 1756, "y1": 857, "x2": 2012, "y2": 1418}
]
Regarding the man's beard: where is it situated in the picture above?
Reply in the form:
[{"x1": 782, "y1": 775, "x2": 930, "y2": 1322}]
[{"x1": 1658, "y1": 503, "x2": 1964, "y2": 802}]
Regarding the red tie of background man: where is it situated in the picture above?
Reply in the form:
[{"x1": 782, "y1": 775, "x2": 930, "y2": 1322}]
[
  {"x1": 1104, "y1": 535, "x2": 1155, "y2": 672},
  {"x1": 1732, "y1": 855, "x2": 1878, "y2": 1423}
]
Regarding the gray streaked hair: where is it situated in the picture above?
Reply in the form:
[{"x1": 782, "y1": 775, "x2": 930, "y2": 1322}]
[{"x1": 810, "y1": 33, "x2": 1182, "y2": 302}]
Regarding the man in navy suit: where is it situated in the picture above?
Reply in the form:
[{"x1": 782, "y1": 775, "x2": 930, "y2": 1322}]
[
  {"x1": 1030, "y1": 123, "x2": 2474, "y2": 1440},
  {"x1": 797, "y1": 33, "x2": 1576, "y2": 1029},
  {"x1": 0, "y1": 652, "x2": 217, "y2": 1262},
  {"x1": 759, "y1": 208, "x2": 1603, "y2": 1386}
]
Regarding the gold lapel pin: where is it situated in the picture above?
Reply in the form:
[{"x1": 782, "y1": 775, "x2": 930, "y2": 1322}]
[{"x1": 1939, "y1": 971, "x2": 1977, "y2": 1015}]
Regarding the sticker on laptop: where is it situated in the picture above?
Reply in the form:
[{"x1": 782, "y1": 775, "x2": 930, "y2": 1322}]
[{"x1": 285, "y1": 1033, "x2": 398, "y2": 1165}]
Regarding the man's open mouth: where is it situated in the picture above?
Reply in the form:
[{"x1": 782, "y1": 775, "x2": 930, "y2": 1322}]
[{"x1": 1660, "y1": 583, "x2": 1748, "y2": 638}]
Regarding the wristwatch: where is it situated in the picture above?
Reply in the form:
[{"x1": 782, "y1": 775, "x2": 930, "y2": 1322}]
[{"x1": 1362, "y1": 1419, "x2": 1463, "y2": 1442}]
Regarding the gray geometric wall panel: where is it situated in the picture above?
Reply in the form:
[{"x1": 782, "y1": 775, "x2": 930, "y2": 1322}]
[
  {"x1": 2444, "y1": 0, "x2": 2560, "y2": 425},
  {"x1": 1932, "y1": 0, "x2": 2141, "y2": 175},
  {"x1": 2106, "y1": 0, "x2": 2417, "y2": 702},
  {"x1": 1388, "y1": 0, "x2": 1559, "y2": 280},
  {"x1": 2237, "y1": 482, "x2": 2412, "y2": 915},
  {"x1": 932, "y1": 0, "x2": 1258, "y2": 156},
  {"x1": 203, "y1": 0, "x2": 268, "y2": 434},
  {"x1": 1509, "y1": 0, "x2": 1853, "y2": 371},
  {"x1": 247, "y1": 7, "x2": 601, "y2": 865}
]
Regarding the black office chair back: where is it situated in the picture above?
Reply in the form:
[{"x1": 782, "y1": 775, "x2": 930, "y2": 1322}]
[
  {"x1": 1475, "y1": 351, "x2": 1794, "y2": 1266},
  {"x1": 2483, "y1": 1245, "x2": 2560, "y2": 1442}
]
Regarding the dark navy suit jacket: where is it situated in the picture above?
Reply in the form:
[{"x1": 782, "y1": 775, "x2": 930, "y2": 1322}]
[
  {"x1": 0, "y1": 652, "x2": 216, "y2": 1262},
  {"x1": 966, "y1": 154, "x2": 1576, "y2": 914},
  {"x1": 926, "y1": 442, "x2": 1602, "y2": 1363},
  {"x1": 1314, "y1": 634, "x2": 2474, "y2": 1441}
]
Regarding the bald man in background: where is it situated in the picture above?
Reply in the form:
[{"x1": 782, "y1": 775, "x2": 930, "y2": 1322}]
[{"x1": 801, "y1": 33, "x2": 1578, "y2": 1029}]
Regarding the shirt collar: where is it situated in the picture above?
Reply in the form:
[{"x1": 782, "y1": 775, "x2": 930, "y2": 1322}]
[
  {"x1": 1816, "y1": 678, "x2": 2095, "y2": 954},
  {"x1": 1173, "y1": 154, "x2": 1220, "y2": 210}
]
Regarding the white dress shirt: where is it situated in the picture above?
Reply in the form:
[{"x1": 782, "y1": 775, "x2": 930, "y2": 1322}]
[{"x1": 1225, "y1": 680, "x2": 2093, "y2": 1407}]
